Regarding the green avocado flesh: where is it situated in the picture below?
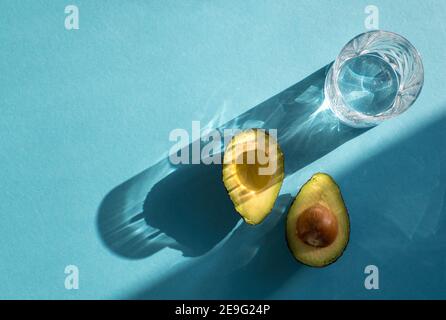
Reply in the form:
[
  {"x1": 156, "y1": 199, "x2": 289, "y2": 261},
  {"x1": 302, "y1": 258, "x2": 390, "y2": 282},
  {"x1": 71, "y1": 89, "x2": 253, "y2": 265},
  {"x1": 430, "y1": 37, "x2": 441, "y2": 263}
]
[
  {"x1": 286, "y1": 173, "x2": 350, "y2": 267},
  {"x1": 222, "y1": 129, "x2": 284, "y2": 225}
]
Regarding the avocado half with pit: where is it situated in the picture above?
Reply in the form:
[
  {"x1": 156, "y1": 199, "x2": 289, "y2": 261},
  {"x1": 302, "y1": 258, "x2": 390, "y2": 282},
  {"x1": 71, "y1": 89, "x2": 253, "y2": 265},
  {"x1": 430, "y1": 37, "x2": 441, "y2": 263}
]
[
  {"x1": 223, "y1": 129, "x2": 284, "y2": 225},
  {"x1": 286, "y1": 173, "x2": 350, "y2": 267}
]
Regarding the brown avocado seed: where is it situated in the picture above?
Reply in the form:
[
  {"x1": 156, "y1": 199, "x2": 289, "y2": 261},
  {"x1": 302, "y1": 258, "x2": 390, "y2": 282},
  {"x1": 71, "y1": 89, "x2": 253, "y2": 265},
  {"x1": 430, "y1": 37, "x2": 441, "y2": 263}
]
[{"x1": 296, "y1": 204, "x2": 338, "y2": 248}]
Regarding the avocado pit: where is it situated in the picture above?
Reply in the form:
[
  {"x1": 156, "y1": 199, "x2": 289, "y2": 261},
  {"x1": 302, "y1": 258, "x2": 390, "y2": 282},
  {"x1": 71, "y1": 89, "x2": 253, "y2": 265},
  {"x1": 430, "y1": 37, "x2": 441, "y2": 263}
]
[{"x1": 296, "y1": 204, "x2": 338, "y2": 248}]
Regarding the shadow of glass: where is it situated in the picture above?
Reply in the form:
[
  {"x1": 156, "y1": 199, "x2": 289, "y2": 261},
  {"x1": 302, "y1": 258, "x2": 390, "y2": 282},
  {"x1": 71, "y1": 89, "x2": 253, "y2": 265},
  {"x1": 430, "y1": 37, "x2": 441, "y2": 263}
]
[{"x1": 96, "y1": 63, "x2": 368, "y2": 259}]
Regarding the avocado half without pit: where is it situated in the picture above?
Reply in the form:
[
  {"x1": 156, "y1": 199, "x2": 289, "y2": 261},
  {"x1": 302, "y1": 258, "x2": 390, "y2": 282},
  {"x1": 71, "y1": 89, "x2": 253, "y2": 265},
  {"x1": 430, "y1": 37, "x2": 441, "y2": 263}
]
[
  {"x1": 286, "y1": 173, "x2": 350, "y2": 267},
  {"x1": 223, "y1": 129, "x2": 284, "y2": 225}
]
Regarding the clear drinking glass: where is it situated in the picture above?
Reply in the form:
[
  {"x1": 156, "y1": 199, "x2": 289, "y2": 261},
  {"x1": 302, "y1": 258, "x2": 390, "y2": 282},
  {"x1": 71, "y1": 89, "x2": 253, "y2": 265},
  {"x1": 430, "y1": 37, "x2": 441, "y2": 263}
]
[{"x1": 324, "y1": 30, "x2": 424, "y2": 128}]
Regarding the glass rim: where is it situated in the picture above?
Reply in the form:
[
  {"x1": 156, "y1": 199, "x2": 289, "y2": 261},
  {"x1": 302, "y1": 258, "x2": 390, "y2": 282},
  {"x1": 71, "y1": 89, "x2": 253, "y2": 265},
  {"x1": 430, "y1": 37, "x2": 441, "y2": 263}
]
[{"x1": 326, "y1": 30, "x2": 424, "y2": 128}]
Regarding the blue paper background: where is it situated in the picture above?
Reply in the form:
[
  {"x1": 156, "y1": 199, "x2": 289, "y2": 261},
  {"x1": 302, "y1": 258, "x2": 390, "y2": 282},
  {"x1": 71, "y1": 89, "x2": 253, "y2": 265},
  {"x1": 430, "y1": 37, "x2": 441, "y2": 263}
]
[{"x1": 1, "y1": 0, "x2": 446, "y2": 299}]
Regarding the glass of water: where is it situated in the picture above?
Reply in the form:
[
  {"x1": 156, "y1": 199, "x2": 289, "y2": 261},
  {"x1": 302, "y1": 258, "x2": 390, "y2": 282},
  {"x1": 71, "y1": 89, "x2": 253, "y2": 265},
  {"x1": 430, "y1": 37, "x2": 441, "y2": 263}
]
[{"x1": 325, "y1": 30, "x2": 424, "y2": 128}]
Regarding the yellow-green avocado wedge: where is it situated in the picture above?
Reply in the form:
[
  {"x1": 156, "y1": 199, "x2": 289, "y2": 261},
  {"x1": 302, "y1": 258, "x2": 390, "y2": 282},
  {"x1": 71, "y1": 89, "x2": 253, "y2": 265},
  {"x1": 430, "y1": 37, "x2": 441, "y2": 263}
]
[
  {"x1": 286, "y1": 173, "x2": 350, "y2": 267},
  {"x1": 223, "y1": 129, "x2": 284, "y2": 225}
]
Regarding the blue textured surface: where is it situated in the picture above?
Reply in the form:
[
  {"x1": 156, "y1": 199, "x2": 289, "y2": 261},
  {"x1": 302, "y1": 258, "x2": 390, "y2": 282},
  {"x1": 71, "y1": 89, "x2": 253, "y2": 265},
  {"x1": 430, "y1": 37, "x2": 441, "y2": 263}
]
[{"x1": 1, "y1": 0, "x2": 446, "y2": 299}]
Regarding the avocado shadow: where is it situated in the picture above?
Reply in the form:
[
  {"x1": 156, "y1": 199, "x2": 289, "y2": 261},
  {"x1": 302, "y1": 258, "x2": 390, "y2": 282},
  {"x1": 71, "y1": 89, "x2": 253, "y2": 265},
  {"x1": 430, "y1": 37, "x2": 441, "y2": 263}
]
[
  {"x1": 141, "y1": 158, "x2": 239, "y2": 257},
  {"x1": 127, "y1": 194, "x2": 297, "y2": 299},
  {"x1": 96, "y1": 63, "x2": 368, "y2": 260},
  {"x1": 96, "y1": 156, "x2": 239, "y2": 258}
]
